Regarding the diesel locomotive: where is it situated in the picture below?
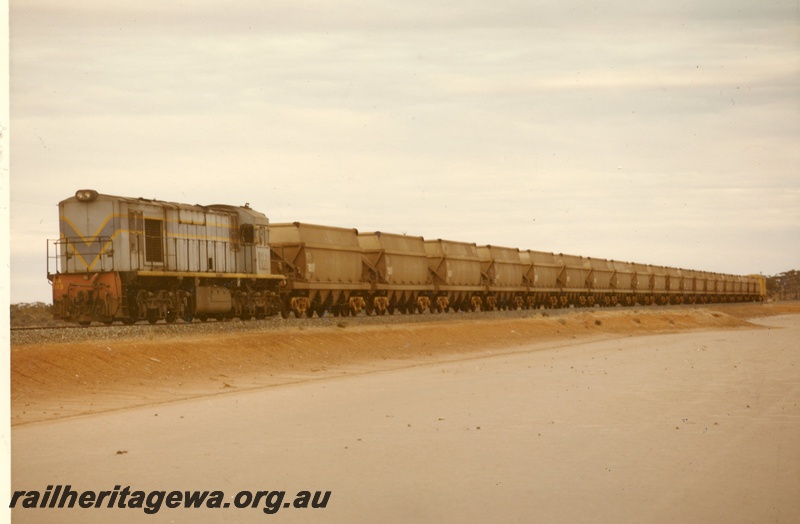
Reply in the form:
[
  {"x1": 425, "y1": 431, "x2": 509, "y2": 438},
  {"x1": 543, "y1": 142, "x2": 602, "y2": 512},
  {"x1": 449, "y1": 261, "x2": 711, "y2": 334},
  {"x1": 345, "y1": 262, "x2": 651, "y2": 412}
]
[
  {"x1": 47, "y1": 190, "x2": 283, "y2": 325},
  {"x1": 47, "y1": 190, "x2": 766, "y2": 324}
]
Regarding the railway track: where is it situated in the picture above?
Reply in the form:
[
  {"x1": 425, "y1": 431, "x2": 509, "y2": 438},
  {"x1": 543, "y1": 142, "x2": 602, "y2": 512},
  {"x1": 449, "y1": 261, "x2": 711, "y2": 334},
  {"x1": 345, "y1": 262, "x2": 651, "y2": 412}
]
[{"x1": 9, "y1": 301, "x2": 770, "y2": 347}]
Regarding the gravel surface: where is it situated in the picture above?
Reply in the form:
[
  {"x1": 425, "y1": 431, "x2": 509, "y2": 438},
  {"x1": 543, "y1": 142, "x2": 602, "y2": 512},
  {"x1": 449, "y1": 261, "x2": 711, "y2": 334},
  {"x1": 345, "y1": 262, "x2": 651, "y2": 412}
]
[
  {"x1": 10, "y1": 307, "x2": 569, "y2": 345},
  {"x1": 10, "y1": 301, "x2": 786, "y2": 346}
]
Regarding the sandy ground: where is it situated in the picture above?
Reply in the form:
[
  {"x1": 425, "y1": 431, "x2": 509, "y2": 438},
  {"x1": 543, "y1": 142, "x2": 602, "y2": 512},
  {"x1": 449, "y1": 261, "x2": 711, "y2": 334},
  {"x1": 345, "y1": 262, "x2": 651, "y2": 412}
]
[{"x1": 10, "y1": 302, "x2": 800, "y2": 522}]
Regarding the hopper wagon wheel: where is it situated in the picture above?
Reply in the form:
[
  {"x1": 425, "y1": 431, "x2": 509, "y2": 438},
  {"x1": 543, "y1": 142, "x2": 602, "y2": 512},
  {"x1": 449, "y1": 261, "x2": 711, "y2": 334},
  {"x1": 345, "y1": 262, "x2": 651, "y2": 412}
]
[
  {"x1": 340, "y1": 304, "x2": 350, "y2": 317},
  {"x1": 280, "y1": 298, "x2": 291, "y2": 319},
  {"x1": 165, "y1": 309, "x2": 178, "y2": 324},
  {"x1": 196, "y1": 314, "x2": 208, "y2": 322},
  {"x1": 122, "y1": 317, "x2": 136, "y2": 325},
  {"x1": 78, "y1": 320, "x2": 91, "y2": 327},
  {"x1": 316, "y1": 305, "x2": 327, "y2": 318},
  {"x1": 146, "y1": 310, "x2": 159, "y2": 325}
]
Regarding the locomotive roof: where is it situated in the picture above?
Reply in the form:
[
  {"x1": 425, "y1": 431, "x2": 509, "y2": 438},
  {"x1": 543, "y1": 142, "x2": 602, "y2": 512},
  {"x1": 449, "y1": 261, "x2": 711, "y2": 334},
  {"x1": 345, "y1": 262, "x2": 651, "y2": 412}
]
[{"x1": 61, "y1": 190, "x2": 267, "y2": 220}]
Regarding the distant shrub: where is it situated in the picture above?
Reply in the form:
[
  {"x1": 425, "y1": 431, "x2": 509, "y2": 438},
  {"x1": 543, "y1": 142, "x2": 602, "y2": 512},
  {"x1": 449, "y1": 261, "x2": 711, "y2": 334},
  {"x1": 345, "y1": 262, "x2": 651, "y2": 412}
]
[{"x1": 9, "y1": 302, "x2": 63, "y2": 328}]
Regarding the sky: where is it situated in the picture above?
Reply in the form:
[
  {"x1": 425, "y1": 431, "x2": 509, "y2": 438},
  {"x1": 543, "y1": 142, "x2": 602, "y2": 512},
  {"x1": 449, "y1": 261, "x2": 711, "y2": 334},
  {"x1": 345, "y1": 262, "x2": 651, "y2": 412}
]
[{"x1": 6, "y1": 0, "x2": 800, "y2": 304}]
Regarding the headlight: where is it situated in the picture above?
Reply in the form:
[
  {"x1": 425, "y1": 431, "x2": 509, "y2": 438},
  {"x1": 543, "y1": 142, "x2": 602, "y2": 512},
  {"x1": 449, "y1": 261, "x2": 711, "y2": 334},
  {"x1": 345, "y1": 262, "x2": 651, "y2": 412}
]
[{"x1": 75, "y1": 189, "x2": 99, "y2": 202}]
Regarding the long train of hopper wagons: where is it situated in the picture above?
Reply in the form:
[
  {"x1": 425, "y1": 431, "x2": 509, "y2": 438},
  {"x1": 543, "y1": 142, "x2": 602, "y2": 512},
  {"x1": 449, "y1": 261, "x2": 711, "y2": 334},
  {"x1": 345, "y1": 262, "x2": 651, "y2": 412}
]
[{"x1": 47, "y1": 190, "x2": 766, "y2": 325}]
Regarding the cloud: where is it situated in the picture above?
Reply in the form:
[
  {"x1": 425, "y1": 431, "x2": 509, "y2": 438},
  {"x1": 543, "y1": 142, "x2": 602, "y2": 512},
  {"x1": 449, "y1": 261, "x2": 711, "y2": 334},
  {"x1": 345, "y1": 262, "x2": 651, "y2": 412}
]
[{"x1": 8, "y1": 0, "x2": 800, "y2": 302}]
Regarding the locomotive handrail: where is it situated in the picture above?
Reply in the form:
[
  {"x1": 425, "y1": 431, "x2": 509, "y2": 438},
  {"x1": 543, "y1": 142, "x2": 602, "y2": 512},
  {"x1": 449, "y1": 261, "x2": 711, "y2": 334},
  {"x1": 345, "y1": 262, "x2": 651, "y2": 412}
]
[{"x1": 47, "y1": 236, "x2": 115, "y2": 275}]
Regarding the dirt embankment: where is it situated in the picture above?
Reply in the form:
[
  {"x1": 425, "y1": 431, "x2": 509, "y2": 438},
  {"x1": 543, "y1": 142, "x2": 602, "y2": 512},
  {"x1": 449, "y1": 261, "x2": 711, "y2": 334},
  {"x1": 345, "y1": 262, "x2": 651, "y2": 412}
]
[{"x1": 11, "y1": 302, "x2": 800, "y2": 426}]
